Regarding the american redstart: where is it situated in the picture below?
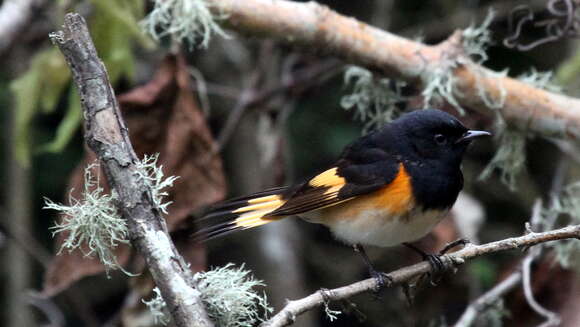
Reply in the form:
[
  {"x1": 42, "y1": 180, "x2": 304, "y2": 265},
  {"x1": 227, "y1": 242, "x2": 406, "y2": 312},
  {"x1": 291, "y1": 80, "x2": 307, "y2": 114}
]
[{"x1": 198, "y1": 109, "x2": 490, "y2": 284}]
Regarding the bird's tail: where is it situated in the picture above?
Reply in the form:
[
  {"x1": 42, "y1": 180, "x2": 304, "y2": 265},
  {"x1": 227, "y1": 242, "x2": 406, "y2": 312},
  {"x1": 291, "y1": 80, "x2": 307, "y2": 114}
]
[{"x1": 195, "y1": 187, "x2": 289, "y2": 242}]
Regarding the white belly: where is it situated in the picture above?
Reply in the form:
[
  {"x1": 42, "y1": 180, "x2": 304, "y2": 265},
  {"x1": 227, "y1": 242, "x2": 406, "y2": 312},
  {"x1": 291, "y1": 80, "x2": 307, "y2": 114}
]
[{"x1": 302, "y1": 208, "x2": 448, "y2": 247}]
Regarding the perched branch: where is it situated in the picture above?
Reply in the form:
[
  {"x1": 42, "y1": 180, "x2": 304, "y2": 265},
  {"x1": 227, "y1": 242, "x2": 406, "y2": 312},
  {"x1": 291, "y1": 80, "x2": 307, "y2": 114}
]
[
  {"x1": 0, "y1": 0, "x2": 46, "y2": 55},
  {"x1": 207, "y1": 0, "x2": 580, "y2": 140},
  {"x1": 49, "y1": 14, "x2": 213, "y2": 327},
  {"x1": 262, "y1": 224, "x2": 580, "y2": 327}
]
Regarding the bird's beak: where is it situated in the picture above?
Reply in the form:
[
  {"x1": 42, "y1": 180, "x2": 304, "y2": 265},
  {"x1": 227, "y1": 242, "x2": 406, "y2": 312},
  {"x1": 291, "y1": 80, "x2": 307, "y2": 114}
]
[{"x1": 456, "y1": 130, "x2": 491, "y2": 144}]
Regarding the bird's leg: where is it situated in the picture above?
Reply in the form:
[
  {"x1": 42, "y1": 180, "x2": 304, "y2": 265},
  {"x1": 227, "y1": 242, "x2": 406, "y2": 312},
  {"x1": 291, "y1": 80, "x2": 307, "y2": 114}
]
[
  {"x1": 402, "y1": 242, "x2": 445, "y2": 283},
  {"x1": 353, "y1": 244, "x2": 392, "y2": 290}
]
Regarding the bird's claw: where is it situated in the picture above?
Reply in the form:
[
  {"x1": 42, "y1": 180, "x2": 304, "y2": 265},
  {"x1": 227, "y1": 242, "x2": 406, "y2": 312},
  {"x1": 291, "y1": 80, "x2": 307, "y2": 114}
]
[{"x1": 370, "y1": 269, "x2": 393, "y2": 291}]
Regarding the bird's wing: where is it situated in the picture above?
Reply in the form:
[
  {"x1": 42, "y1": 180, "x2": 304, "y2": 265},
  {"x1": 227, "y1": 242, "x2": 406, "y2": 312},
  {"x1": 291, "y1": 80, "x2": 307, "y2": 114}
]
[{"x1": 269, "y1": 147, "x2": 401, "y2": 216}]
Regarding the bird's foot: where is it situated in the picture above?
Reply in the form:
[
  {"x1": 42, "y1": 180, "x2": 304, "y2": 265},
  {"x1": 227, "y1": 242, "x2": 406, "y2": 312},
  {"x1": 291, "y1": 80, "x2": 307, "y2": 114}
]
[
  {"x1": 369, "y1": 269, "x2": 393, "y2": 291},
  {"x1": 403, "y1": 242, "x2": 452, "y2": 285}
]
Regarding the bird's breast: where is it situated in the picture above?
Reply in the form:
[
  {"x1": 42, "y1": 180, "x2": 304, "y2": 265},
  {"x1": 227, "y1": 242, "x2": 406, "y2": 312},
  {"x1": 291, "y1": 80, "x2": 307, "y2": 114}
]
[{"x1": 300, "y1": 169, "x2": 448, "y2": 246}]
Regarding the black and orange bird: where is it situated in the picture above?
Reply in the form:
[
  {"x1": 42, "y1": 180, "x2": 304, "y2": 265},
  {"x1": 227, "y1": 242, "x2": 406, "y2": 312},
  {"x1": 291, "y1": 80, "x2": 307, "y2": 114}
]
[{"x1": 198, "y1": 109, "x2": 490, "y2": 285}]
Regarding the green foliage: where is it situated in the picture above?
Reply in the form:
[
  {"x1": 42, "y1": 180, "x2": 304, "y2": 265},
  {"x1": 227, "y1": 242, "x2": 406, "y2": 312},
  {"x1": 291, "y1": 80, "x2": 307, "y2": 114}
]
[
  {"x1": 340, "y1": 65, "x2": 406, "y2": 132},
  {"x1": 468, "y1": 258, "x2": 498, "y2": 288},
  {"x1": 194, "y1": 263, "x2": 272, "y2": 327},
  {"x1": 37, "y1": 89, "x2": 82, "y2": 153},
  {"x1": 90, "y1": 0, "x2": 152, "y2": 83},
  {"x1": 44, "y1": 164, "x2": 129, "y2": 272},
  {"x1": 10, "y1": 0, "x2": 148, "y2": 165},
  {"x1": 10, "y1": 48, "x2": 71, "y2": 166},
  {"x1": 141, "y1": 0, "x2": 229, "y2": 48},
  {"x1": 143, "y1": 287, "x2": 170, "y2": 325}
]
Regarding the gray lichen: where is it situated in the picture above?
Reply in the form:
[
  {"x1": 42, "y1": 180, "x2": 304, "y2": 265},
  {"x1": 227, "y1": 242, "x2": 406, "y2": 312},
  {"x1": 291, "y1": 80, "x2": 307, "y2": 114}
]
[
  {"x1": 44, "y1": 164, "x2": 129, "y2": 272},
  {"x1": 462, "y1": 9, "x2": 495, "y2": 64},
  {"x1": 44, "y1": 155, "x2": 178, "y2": 273},
  {"x1": 421, "y1": 63, "x2": 463, "y2": 114},
  {"x1": 479, "y1": 119, "x2": 527, "y2": 191},
  {"x1": 194, "y1": 263, "x2": 273, "y2": 327},
  {"x1": 479, "y1": 67, "x2": 561, "y2": 190},
  {"x1": 141, "y1": 0, "x2": 229, "y2": 48},
  {"x1": 541, "y1": 182, "x2": 580, "y2": 268},
  {"x1": 340, "y1": 65, "x2": 406, "y2": 132},
  {"x1": 134, "y1": 154, "x2": 179, "y2": 215},
  {"x1": 143, "y1": 287, "x2": 171, "y2": 325}
]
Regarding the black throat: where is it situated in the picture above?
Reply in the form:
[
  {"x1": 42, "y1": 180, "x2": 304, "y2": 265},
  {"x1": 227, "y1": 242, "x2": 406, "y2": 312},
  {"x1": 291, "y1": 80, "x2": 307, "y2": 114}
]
[{"x1": 403, "y1": 159, "x2": 463, "y2": 211}]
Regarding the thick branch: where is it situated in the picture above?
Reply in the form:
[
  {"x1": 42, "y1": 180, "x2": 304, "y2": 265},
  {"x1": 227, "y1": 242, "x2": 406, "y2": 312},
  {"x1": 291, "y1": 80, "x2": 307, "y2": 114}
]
[
  {"x1": 49, "y1": 13, "x2": 213, "y2": 327},
  {"x1": 208, "y1": 0, "x2": 580, "y2": 140},
  {"x1": 262, "y1": 224, "x2": 580, "y2": 327}
]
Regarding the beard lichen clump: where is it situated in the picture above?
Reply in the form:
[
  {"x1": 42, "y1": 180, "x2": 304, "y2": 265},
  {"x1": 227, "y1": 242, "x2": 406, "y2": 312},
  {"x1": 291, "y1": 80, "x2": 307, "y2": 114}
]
[
  {"x1": 44, "y1": 164, "x2": 129, "y2": 272},
  {"x1": 141, "y1": 0, "x2": 229, "y2": 48},
  {"x1": 194, "y1": 263, "x2": 272, "y2": 327},
  {"x1": 340, "y1": 65, "x2": 406, "y2": 132}
]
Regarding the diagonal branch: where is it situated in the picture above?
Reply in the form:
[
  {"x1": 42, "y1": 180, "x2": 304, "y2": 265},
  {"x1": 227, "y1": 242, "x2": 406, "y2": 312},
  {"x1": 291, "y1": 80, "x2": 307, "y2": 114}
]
[
  {"x1": 207, "y1": 0, "x2": 580, "y2": 141},
  {"x1": 49, "y1": 13, "x2": 213, "y2": 327},
  {"x1": 261, "y1": 224, "x2": 580, "y2": 327}
]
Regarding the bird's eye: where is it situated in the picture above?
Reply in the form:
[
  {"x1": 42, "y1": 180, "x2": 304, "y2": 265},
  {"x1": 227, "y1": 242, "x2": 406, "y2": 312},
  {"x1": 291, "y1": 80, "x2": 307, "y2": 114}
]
[{"x1": 434, "y1": 134, "x2": 446, "y2": 145}]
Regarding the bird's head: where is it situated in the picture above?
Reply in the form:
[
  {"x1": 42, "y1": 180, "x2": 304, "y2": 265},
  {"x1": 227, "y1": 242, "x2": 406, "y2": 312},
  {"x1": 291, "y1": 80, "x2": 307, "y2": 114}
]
[{"x1": 392, "y1": 109, "x2": 490, "y2": 168}]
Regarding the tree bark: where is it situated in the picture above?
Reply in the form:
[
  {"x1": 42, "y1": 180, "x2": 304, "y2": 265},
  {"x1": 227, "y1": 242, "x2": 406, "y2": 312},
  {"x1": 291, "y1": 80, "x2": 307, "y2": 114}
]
[{"x1": 49, "y1": 13, "x2": 213, "y2": 327}]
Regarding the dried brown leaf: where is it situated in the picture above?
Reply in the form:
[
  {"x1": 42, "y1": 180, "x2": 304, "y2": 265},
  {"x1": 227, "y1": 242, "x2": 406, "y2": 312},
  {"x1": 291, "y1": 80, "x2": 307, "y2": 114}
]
[{"x1": 43, "y1": 54, "x2": 225, "y2": 296}]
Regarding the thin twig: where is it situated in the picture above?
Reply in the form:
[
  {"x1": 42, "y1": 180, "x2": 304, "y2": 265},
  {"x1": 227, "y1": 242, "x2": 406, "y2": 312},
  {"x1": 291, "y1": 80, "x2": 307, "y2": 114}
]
[
  {"x1": 453, "y1": 272, "x2": 521, "y2": 327},
  {"x1": 262, "y1": 224, "x2": 580, "y2": 327},
  {"x1": 521, "y1": 254, "x2": 561, "y2": 327},
  {"x1": 24, "y1": 291, "x2": 66, "y2": 327},
  {"x1": 216, "y1": 59, "x2": 341, "y2": 151},
  {"x1": 189, "y1": 66, "x2": 212, "y2": 116}
]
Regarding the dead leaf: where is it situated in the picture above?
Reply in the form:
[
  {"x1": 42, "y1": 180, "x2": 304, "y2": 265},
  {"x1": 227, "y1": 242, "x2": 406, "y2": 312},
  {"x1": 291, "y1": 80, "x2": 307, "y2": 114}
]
[{"x1": 42, "y1": 54, "x2": 225, "y2": 296}]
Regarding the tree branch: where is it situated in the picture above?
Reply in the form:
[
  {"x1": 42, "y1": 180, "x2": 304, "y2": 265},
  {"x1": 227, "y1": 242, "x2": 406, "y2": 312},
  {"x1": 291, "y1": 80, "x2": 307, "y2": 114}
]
[
  {"x1": 207, "y1": 0, "x2": 580, "y2": 140},
  {"x1": 261, "y1": 224, "x2": 580, "y2": 327},
  {"x1": 49, "y1": 13, "x2": 213, "y2": 327},
  {"x1": 453, "y1": 272, "x2": 521, "y2": 327}
]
